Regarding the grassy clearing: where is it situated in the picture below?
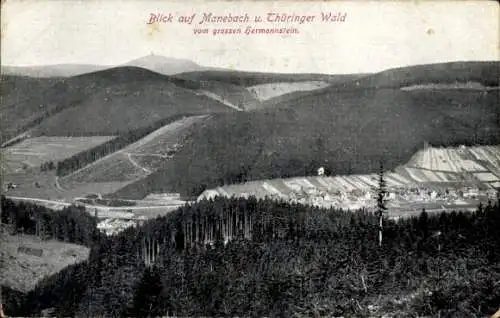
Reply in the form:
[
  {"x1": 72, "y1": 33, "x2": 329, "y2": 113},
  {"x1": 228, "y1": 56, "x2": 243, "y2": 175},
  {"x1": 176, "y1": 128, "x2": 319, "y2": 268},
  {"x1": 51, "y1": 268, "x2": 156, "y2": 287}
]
[
  {"x1": 0, "y1": 233, "x2": 89, "y2": 292},
  {"x1": 247, "y1": 81, "x2": 330, "y2": 101},
  {"x1": 2, "y1": 136, "x2": 115, "y2": 172}
]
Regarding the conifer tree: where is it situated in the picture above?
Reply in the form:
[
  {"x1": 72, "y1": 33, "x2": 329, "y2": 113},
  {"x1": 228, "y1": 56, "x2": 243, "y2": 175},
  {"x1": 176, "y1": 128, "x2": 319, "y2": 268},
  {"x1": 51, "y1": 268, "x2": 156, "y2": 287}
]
[
  {"x1": 376, "y1": 161, "x2": 388, "y2": 247},
  {"x1": 131, "y1": 265, "x2": 164, "y2": 317}
]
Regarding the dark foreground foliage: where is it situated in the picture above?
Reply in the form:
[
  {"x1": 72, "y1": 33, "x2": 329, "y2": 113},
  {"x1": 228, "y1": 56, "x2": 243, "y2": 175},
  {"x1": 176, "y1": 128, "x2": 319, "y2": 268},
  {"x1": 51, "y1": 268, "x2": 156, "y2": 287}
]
[
  {"x1": 1, "y1": 196, "x2": 98, "y2": 247},
  {"x1": 3, "y1": 196, "x2": 500, "y2": 317}
]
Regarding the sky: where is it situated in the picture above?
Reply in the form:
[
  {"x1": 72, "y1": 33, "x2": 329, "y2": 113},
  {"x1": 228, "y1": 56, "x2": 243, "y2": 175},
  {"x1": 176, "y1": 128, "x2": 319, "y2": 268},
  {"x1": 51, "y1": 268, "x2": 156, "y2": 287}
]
[{"x1": 1, "y1": 0, "x2": 498, "y2": 74}]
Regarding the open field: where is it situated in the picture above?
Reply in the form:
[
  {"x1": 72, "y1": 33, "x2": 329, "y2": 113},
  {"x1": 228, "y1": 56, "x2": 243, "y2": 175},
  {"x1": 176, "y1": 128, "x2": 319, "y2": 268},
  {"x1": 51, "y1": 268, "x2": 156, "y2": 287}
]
[
  {"x1": 2, "y1": 171, "x2": 67, "y2": 200},
  {"x1": 5, "y1": 195, "x2": 186, "y2": 218},
  {"x1": 66, "y1": 155, "x2": 149, "y2": 183},
  {"x1": 196, "y1": 80, "x2": 260, "y2": 110},
  {"x1": 469, "y1": 146, "x2": 500, "y2": 171},
  {"x1": 196, "y1": 90, "x2": 243, "y2": 111},
  {"x1": 407, "y1": 145, "x2": 500, "y2": 177},
  {"x1": 2, "y1": 169, "x2": 133, "y2": 201},
  {"x1": 2, "y1": 136, "x2": 115, "y2": 172},
  {"x1": 247, "y1": 81, "x2": 331, "y2": 101},
  {"x1": 129, "y1": 115, "x2": 207, "y2": 156},
  {"x1": 400, "y1": 81, "x2": 493, "y2": 91},
  {"x1": 0, "y1": 233, "x2": 89, "y2": 292}
]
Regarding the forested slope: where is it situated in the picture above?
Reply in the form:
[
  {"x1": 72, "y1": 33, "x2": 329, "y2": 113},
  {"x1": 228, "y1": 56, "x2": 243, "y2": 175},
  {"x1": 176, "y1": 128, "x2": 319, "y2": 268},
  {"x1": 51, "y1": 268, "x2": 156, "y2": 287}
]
[
  {"x1": 113, "y1": 88, "x2": 500, "y2": 199},
  {"x1": 174, "y1": 70, "x2": 364, "y2": 87},
  {"x1": 335, "y1": 61, "x2": 500, "y2": 89},
  {"x1": 1, "y1": 196, "x2": 98, "y2": 247},
  {"x1": 3, "y1": 197, "x2": 500, "y2": 317},
  {"x1": 1, "y1": 67, "x2": 233, "y2": 140}
]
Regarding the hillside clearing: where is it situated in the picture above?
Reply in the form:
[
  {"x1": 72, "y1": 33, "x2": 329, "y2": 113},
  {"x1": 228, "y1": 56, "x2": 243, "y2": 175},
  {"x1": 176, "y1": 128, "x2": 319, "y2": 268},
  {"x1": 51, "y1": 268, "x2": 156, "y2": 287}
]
[
  {"x1": 2, "y1": 136, "x2": 116, "y2": 173},
  {"x1": 0, "y1": 233, "x2": 90, "y2": 293},
  {"x1": 247, "y1": 81, "x2": 330, "y2": 101},
  {"x1": 58, "y1": 116, "x2": 208, "y2": 195}
]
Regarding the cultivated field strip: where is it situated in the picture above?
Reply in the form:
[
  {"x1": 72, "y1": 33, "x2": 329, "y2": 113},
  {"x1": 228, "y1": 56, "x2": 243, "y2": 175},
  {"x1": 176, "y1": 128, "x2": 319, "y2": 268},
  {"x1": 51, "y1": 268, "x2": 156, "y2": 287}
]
[
  {"x1": 3, "y1": 136, "x2": 116, "y2": 172},
  {"x1": 407, "y1": 146, "x2": 497, "y2": 173},
  {"x1": 470, "y1": 146, "x2": 500, "y2": 171},
  {"x1": 474, "y1": 172, "x2": 500, "y2": 182}
]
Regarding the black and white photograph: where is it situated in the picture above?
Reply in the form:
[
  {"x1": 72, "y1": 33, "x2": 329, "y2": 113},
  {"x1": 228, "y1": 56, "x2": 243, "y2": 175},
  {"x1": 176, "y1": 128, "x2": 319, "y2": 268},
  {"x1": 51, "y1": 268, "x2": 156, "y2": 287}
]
[{"x1": 1, "y1": 1, "x2": 499, "y2": 317}]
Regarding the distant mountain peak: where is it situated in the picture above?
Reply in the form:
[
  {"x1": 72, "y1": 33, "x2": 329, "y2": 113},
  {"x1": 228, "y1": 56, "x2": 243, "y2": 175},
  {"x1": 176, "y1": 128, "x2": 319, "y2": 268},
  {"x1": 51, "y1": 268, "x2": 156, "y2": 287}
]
[
  {"x1": 126, "y1": 55, "x2": 198, "y2": 66},
  {"x1": 123, "y1": 55, "x2": 205, "y2": 75}
]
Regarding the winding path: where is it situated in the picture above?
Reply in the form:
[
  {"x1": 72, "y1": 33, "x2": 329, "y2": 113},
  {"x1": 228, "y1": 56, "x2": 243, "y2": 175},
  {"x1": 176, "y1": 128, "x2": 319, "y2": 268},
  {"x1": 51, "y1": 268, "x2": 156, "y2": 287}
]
[{"x1": 126, "y1": 153, "x2": 151, "y2": 174}]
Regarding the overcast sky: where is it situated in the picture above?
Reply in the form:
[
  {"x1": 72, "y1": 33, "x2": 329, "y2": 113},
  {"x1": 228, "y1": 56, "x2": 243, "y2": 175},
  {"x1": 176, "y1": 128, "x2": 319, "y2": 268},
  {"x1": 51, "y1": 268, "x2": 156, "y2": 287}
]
[{"x1": 1, "y1": 0, "x2": 498, "y2": 74}]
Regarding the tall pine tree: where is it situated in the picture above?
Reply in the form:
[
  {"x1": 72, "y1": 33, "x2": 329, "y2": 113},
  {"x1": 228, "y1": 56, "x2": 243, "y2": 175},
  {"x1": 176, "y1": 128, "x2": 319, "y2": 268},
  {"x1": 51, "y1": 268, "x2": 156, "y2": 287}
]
[
  {"x1": 376, "y1": 161, "x2": 388, "y2": 247},
  {"x1": 131, "y1": 265, "x2": 164, "y2": 317}
]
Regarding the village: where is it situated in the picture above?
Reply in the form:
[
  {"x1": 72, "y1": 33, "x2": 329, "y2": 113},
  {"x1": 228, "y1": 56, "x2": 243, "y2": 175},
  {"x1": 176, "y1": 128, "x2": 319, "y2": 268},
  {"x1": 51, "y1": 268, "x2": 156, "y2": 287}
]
[
  {"x1": 273, "y1": 182, "x2": 496, "y2": 215},
  {"x1": 198, "y1": 145, "x2": 500, "y2": 218}
]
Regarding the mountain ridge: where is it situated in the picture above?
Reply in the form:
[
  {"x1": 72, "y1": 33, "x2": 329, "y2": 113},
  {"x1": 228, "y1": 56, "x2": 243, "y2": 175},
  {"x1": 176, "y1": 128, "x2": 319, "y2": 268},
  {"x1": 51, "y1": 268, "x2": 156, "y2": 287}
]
[{"x1": 1, "y1": 66, "x2": 234, "y2": 141}]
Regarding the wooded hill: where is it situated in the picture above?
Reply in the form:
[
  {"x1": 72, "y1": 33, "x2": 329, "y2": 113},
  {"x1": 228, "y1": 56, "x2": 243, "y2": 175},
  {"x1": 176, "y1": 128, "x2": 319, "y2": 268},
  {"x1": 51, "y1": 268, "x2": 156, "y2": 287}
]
[
  {"x1": 3, "y1": 61, "x2": 498, "y2": 200},
  {"x1": 110, "y1": 62, "x2": 500, "y2": 199},
  {"x1": 335, "y1": 61, "x2": 500, "y2": 89},
  {"x1": 112, "y1": 87, "x2": 500, "y2": 199},
  {"x1": 0, "y1": 67, "x2": 232, "y2": 141},
  {"x1": 1, "y1": 196, "x2": 98, "y2": 247},
  {"x1": 175, "y1": 70, "x2": 366, "y2": 87},
  {"x1": 2, "y1": 196, "x2": 499, "y2": 317}
]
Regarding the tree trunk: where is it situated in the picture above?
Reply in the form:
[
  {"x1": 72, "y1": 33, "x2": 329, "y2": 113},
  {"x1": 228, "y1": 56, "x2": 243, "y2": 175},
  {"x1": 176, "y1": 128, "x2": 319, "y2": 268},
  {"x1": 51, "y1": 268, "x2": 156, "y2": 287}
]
[{"x1": 378, "y1": 215, "x2": 383, "y2": 247}]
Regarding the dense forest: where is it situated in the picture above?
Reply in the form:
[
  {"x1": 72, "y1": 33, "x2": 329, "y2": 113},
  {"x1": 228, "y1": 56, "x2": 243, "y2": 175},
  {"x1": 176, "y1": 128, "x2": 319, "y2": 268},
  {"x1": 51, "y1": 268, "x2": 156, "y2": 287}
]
[
  {"x1": 55, "y1": 113, "x2": 193, "y2": 176},
  {"x1": 112, "y1": 89, "x2": 500, "y2": 199},
  {"x1": 2, "y1": 196, "x2": 500, "y2": 317},
  {"x1": 0, "y1": 196, "x2": 98, "y2": 247}
]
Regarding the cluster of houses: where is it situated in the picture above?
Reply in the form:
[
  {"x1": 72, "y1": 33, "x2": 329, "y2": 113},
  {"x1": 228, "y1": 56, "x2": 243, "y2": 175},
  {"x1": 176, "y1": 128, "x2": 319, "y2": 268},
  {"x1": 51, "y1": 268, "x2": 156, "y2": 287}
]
[
  {"x1": 93, "y1": 193, "x2": 185, "y2": 236},
  {"x1": 97, "y1": 218, "x2": 145, "y2": 236},
  {"x1": 204, "y1": 181, "x2": 498, "y2": 213},
  {"x1": 282, "y1": 184, "x2": 497, "y2": 211}
]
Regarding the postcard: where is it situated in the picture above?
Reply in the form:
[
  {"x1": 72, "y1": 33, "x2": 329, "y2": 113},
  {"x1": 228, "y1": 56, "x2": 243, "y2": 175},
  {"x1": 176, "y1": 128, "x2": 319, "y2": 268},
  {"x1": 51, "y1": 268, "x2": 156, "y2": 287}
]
[{"x1": 1, "y1": 1, "x2": 499, "y2": 317}]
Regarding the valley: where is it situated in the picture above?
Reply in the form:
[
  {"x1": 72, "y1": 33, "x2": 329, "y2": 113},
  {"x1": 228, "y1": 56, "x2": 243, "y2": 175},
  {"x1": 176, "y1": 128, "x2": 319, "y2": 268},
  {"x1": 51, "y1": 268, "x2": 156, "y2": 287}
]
[
  {"x1": 2, "y1": 60, "x2": 499, "y2": 230},
  {"x1": 2, "y1": 0, "x2": 499, "y2": 315},
  {"x1": 1, "y1": 57, "x2": 499, "y2": 317}
]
